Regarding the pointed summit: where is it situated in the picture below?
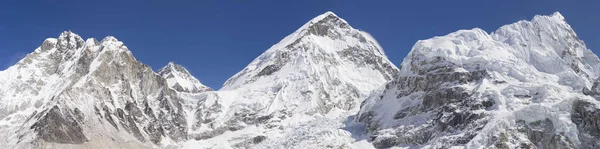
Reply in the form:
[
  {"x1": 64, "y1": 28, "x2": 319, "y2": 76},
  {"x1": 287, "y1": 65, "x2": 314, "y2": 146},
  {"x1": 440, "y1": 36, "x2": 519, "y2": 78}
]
[
  {"x1": 552, "y1": 11, "x2": 565, "y2": 20},
  {"x1": 297, "y1": 11, "x2": 352, "y2": 37},
  {"x1": 57, "y1": 30, "x2": 84, "y2": 51},
  {"x1": 492, "y1": 12, "x2": 600, "y2": 86},
  {"x1": 158, "y1": 62, "x2": 211, "y2": 93},
  {"x1": 223, "y1": 11, "x2": 396, "y2": 90},
  {"x1": 307, "y1": 11, "x2": 342, "y2": 24},
  {"x1": 219, "y1": 10, "x2": 397, "y2": 114},
  {"x1": 186, "y1": 12, "x2": 398, "y2": 148}
]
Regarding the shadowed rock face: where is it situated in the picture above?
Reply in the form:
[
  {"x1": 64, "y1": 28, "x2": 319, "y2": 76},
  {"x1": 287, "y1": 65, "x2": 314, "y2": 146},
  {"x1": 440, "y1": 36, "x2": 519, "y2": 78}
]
[
  {"x1": 366, "y1": 81, "x2": 490, "y2": 147},
  {"x1": 572, "y1": 100, "x2": 600, "y2": 148},
  {"x1": 307, "y1": 13, "x2": 350, "y2": 38},
  {"x1": 0, "y1": 31, "x2": 195, "y2": 148},
  {"x1": 355, "y1": 12, "x2": 600, "y2": 149},
  {"x1": 358, "y1": 55, "x2": 492, "y2": 148},
  {"x1": 31, "y1": 106, "x2": 87, "y2": 144},
  {"x1": 576, "y1": 78, "x2": 600, "y2": 148},
  {"x1": 490, "y1": 119, "x2": 575, "y2": 149},
  {"x1": 89, "y1": 60, "x2": 189, "y2": 144}
]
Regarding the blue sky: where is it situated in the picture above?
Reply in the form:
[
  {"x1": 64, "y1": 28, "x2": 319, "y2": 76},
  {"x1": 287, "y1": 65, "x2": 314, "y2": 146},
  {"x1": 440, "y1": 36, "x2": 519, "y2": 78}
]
[{"x1": 0, "y1": 0, "x2": 598, "y2": 89}]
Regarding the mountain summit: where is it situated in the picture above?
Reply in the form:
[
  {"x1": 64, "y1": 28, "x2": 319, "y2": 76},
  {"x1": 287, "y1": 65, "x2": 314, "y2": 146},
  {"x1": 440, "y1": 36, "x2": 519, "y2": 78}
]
[
  {"x1": 220, "y1": 10, "x2": 398, "y2": 114},
  {"x1": 358, "y1": 12, "x2": 600, "y2": 148},
  {"x1": 0, "y1": 31, "x2": 200, "y2": 148},
  {"x1": 1, "y1": 11, "x2": 600, "y2": 149},
  {"x1": 158, "y1": 62, "x2": 211, "y2": 93},
  {"x1": 185, "y1": 11, "x2": 398, "y2": 148}
]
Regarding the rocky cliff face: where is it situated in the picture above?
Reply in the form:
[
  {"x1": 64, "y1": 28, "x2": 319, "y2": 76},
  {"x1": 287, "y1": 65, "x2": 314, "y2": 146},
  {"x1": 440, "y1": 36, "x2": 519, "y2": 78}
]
[
  {"x1": 358, "y1": 12, "x2": 600, "y2": 148},
  {"x1": 0, "y1": 31, "x2": 194, "y2": 148}
]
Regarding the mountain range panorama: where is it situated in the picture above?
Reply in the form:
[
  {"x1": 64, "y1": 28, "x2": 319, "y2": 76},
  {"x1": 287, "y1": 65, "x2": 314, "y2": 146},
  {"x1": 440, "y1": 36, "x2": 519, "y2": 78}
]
[{"x1": 1, "y1": 11, "x2": 600, "y2": 149}]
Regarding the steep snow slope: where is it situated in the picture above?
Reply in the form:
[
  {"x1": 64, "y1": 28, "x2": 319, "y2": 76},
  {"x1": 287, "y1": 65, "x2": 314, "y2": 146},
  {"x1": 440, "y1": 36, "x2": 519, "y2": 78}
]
[
  {"x1": 0, "y1": 31, "x2": 193, "y2": 148},
  {"x1": 358, "y1": 12, "x2": 600, "y2": 148},
  {"x1": 158, "y1": 62, "x2": 211, "y2": 93},
  {"x1": 183, "y1": 11, "x2": 398, "y2": 148}
]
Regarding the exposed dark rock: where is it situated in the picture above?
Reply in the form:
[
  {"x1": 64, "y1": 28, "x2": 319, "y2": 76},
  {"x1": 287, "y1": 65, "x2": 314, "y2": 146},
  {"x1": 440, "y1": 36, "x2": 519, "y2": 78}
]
[
  {"x1": 193, "y1": 127, "x2": 229, "y2": 140},
  {"x1": 253, "y1": 135, "x2": 267, "y2": 144},
  {"x1": 493, "y1": 80, "x2": 507, "y2": 84},
  {"x1": 372, "y1": 135, "x2": 400, "y2": 149},
  {"x1": 126, "y1": 116, "x2": 145, "y2": 142},
  {"x1": 72, "y1": 108, "x2": 84, "y2": 122},
  {"x1": 584, "y1": 78, "x2": 600, "y2": 97},
  {"x1": 31, "y1": 106, "x2": 87, "y2": 144},
  {"x1": 306, "y1": 14, "x2": 349, "y2": 38},
  {"x1": 514, "y1": 94, "x2": 532, "y2": 98},
  {"x1": 338, "y1": 46, "x2": 399, "y2": 80},
  {"x1": 257, "y1": 64, "x2": 282, "y2": 77},
  {"x1": 144, "y1": 122, "x2": 164, "y2": 144},
  {"x1": 571, "y1": 100, "x2": 600, "y2": 148},
  {"x1": 103, "y1": 106, "x2": 119, "y2": 130},
  {"x1": 361, "y1": 56, "x2": 491, "y2": 147},
  {"x1": 518, "y1": 119, "x2": 574, "y2": 148}
]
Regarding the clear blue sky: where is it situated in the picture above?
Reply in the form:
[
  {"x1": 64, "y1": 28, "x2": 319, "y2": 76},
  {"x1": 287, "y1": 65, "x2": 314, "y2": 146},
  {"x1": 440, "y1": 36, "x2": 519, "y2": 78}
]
[{"x1": 0, "y1": 0, "x2": 598, "y2": 89}]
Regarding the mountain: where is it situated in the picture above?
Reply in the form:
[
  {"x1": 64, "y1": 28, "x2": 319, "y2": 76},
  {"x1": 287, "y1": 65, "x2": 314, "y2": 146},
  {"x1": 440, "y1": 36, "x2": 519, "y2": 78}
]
[
  {"x1": 0, "y1": 31, "x2": 195, "y2": 148},
  {"x1": 0, "y1": 11, "x2": 398, "y2": 149},
  {"x1": 358, "y1": 12, "x2": 600, "y2": 148},
  {"x1": 2, "y1": 11, "x2": 600, "y2": 149},
  {"x1": 182, "y1": 11, "x2": 398, "y2": 148},
  {"x1": 158, "y1": 62, "x2": 211, "y2": 93}
]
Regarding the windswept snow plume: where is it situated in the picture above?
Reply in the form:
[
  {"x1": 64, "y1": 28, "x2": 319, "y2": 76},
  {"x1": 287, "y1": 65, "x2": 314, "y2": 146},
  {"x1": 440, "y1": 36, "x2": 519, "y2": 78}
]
[{"x1": 358, "y1": 12, "x2": 600, "y2": 148}]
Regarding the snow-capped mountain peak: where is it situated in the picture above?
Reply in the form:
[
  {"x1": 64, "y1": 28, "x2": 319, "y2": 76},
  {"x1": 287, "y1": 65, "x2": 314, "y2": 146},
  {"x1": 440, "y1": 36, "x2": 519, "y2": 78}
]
[
  {"x1": 184, "y1": 11, "x2": 398, "y2": 148},
  {"x1": 158, "y1": 62, "x2": 211, "y2": 93},
  {"x1": 57, "y1": 30, "x2": 84, "y2": 51},
  {"x1": 551, "y1": 11, "x2": 565, "y2": 20},
  {"x1": 222, "y1": 11, "x2": 396, "y2": 90},
  {"x1": 0, "y1": 31, "x2": 193, "y2": 148},
  {"x1": 359, "y1": 12, "x2": 600, "y2": 148},
  {"x1": 299, "y1": 11, "x2": 351, "y2": 36}
]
